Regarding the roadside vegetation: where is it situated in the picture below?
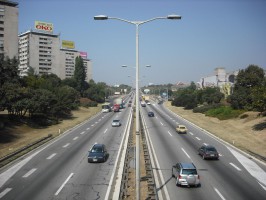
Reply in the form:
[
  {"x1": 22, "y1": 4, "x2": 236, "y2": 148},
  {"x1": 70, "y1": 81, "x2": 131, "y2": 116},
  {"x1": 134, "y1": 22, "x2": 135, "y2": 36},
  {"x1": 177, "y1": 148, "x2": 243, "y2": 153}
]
[
  {"x1": 170, "y1": 65, "x2": 266, "y2": 120},
  {"x1": 0, "y1": 55, "x2": 130, "y2": 129}
]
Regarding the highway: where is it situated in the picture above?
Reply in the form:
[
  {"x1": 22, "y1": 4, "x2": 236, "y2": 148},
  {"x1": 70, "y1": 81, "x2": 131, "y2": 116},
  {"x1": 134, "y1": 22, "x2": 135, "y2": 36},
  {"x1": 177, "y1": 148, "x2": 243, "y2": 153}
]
[
  {"x1": 141, "y1": 102, "x2": 266, "y2": 200},
  {"x1": 1, "y1": 97, "x2": 266, "y2": 200},
  {"x1": 0, "y1": 98, "x2": 132, "y2": 200}
]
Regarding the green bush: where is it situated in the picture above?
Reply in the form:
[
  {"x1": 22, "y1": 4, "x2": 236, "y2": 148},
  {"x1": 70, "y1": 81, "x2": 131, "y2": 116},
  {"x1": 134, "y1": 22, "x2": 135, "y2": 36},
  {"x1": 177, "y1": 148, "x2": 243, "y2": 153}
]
[
  {"x1": 193, "y1": 104, "x2": 222, "y2": 113},
  {"x1": 82, "y1": 101, "x2": 98, "y2": 107},
  {"x1": 205, "y1": 106, "x2": 245, "y2": 120}
]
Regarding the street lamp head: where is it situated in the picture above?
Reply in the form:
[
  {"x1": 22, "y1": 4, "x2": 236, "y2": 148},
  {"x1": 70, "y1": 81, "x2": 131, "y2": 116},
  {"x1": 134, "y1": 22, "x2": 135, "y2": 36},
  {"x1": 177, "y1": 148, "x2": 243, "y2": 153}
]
[
  {"x1": 145, "y1": 65, "x2": 151, "y2": 68},
  {"x1": 94, "y1": 15, "x2": 108, "y2": 20},
  {"x1": 167, "y1": 14, "x2": 182, "y2": 20},
  {"x1": 122, "y1": 65, "x2": 127, "y2": 67}
]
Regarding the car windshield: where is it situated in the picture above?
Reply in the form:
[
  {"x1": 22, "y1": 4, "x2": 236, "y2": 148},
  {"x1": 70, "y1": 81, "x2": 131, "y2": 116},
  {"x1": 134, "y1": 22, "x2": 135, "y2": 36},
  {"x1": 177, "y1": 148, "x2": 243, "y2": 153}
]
[
  {"x1": 180, "y1": 126, "x2": 186, "y2": 129},
  {"x1": 206, "y1": 147, "x2": 217, "y2": 152},
  {"x1": 113, "y1": 120, "x2": 119, "y2": 122},
  {"x1": 91, "y1": 146, "x2": 103, "y2": 153},
  {"x1": 182, "y1": 169, "x2": 197, "y2": 175}
]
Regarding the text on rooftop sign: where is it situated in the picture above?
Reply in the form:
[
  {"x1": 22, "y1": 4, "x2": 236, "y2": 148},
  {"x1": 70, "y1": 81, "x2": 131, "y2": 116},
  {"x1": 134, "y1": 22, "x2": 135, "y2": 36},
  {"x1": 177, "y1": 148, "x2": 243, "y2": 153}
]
[{"x1": 35, "y1": 21, "x2": 53, "y2": 32}]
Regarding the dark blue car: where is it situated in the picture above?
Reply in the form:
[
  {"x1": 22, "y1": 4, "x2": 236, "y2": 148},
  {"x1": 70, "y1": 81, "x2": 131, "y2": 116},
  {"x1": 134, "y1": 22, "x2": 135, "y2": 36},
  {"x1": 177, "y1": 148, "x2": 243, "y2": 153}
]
[{"x1": 88, "y1": 144, "x2": 108, "y2": 163}]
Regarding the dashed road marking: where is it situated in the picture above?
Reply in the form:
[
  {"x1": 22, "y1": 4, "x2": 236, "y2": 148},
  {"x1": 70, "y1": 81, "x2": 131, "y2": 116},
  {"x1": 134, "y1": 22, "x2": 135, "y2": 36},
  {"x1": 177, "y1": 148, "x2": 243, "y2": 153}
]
[
  {"x1": 0, "y1": 188, "x2": 12, "y2": 198},
  {"x1": 181, "y1": 148, "x2": 191, "y2": 159},
  {"x1": 22, "y1": 168, "x2": 37, "y2": 178},
  {"x1": 104, "y1": 129, "x2": 108, "y2": 134},
  {"x1": 168, "y1": 131, "x2": 172, "y2": 136},
  {"x1": 229, "y1": 163, "x2": 242, "y2": 171},
  {"x1": 80, "y1": 131, "x2": 85, "y2": 135},
  {"x1": 86, "y1": 127, "x2": 90, "y2": 130},
  {"x1": 55, "y1": 173, "x2": 74, "y2": 196},
  {"x1": 214, "y1": 187, "x2": 226, "y2": 200},
  {"x1": 73, "y1": 136, "x2": 79, "y2": 141},
  {"x1": 63, "y1": 143, "x2": 70, "y2": 148},
  {"x1": 196, "y1": 137, "x2": 201, "y2": 141},
  {"x1": 47, "y1": 153, "x2": 57, "y2": 160},
  {"x1": 189, "y1": 132, "x2": 194, "y2": 135},
  {"x1": 160, "y1": 122, "x2": 164, "y2": 126}
]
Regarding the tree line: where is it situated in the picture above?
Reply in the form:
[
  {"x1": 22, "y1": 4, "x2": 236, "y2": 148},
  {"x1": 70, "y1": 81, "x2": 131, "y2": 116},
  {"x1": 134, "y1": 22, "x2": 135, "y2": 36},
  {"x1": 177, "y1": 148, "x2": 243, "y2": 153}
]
[
  {"x1": 0, "y1": 56, "x2": 113, "y2": 126},
  {"x1": 171, "y1": 65, "x2": 266, "y2": 115}
]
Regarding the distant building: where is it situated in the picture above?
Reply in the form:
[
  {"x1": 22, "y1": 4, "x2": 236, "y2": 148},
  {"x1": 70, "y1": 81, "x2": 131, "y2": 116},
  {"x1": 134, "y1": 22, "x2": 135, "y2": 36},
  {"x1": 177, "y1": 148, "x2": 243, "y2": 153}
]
[
  {"x1": 18, "y1": 29, "x2": 92, "y2": 81},
  {"x1": 0, "y1": 0, "x2": 18, "y2": 58},
  {"x1": 171, "y1": 81, "x2": 190, "y2": 91},
  {"x1": 199, "y1": 67, "x2": 239, "y2": 96}
]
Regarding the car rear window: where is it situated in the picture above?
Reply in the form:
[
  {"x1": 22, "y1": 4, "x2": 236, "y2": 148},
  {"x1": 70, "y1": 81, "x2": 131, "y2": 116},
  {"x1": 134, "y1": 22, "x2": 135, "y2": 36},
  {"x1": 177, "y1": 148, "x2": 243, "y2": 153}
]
[{"x1": 182, "y1": 169, "x2": 197, "y2": 175}]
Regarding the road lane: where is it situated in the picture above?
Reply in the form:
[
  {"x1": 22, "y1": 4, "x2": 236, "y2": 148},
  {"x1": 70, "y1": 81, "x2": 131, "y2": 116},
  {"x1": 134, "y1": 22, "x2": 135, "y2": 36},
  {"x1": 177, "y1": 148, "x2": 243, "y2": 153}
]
[{"x1": 141, "y1": 102, "x2": 266, "y2": 200}]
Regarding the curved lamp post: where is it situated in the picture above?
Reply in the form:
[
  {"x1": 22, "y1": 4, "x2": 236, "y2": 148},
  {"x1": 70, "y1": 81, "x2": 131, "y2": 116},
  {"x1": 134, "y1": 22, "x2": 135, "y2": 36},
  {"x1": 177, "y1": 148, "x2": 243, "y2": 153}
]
[{"x1": 94, "y1": 14, "x2": 181, "y2": 199}]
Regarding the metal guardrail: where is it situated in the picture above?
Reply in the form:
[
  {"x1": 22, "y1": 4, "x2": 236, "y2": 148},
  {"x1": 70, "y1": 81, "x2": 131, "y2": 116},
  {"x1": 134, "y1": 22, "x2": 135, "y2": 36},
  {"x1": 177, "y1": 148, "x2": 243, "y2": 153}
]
[{"x1": 0, "y1": 134, "x2": 53, "y2": 167}]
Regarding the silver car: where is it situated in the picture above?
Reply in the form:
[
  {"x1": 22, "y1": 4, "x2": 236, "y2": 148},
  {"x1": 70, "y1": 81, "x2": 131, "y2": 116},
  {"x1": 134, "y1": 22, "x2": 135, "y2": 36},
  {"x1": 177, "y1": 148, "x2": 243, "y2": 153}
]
[
  {"x1": 112, "y1": 119, "x2": 121, "y2": 127},
  {"x1": 172, "y1": 162, "x2": 200, "y2": 187}
]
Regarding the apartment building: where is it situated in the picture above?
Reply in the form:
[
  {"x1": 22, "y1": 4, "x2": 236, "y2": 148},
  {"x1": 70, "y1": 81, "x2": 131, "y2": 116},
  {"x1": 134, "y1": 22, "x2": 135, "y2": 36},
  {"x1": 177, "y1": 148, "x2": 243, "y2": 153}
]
[
  {"x1": 60, "y1": 49, "x2": 92, "y2": 81},
  {"x1": 0, "y1": 0, "x2": 18, "y2": 58},
  {"x1": 18, "y1": 30, "x2": 61, "y2": 76},
  {"x1": 18, "y1": 29, "x2": 92, "y2": 81}
]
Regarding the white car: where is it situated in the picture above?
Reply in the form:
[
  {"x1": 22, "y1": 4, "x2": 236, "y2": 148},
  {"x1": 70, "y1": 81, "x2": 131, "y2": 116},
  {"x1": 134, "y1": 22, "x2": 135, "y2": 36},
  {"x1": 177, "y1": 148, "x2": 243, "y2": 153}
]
[{"x1": 112, "y1": 119, "x2": 121, "y2": 127}]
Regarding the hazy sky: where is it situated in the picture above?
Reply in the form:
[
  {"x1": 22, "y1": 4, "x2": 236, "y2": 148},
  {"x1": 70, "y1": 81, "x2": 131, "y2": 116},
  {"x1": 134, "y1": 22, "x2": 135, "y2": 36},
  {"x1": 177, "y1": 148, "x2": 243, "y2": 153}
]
[{"x1": 17, "y1": 0, "x2": 266, "y2": 86}]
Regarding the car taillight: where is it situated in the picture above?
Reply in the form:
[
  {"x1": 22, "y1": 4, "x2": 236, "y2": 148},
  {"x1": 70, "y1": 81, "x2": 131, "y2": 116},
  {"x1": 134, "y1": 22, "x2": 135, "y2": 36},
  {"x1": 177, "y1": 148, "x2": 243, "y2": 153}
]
[{"x1": 178, "y1": 175, "x2": 182, "y2": 179}]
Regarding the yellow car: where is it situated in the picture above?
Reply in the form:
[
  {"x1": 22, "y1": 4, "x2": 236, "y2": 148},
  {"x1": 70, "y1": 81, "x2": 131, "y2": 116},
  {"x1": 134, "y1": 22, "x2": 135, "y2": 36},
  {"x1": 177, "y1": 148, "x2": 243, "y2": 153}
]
[{"x1": 176, "y1": 125, "x2": 188, "y2": 134}]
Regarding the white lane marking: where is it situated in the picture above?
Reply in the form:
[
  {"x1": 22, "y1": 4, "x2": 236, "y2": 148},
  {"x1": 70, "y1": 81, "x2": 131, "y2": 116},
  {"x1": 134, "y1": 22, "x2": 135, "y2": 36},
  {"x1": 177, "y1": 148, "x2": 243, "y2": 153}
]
[
  {"x1": 229, "y1": 163, "x2": 242, "y2": 171},
  {"x1": 91, "y1": 124, "x2": 94, "y2": 127},
  {"x1": 160, "y1": 122, "x2": 164, "y2": 126},
  {"x1": 73, "y1": 136, "x2": 79, "y2": 141},
  {"x1": 47, "y1": 153, "x2": 57, "y2": 160},
  {"x1": 55, "y1": 173, "x2": 74, "y2": 196},
  {"x1": 227, "y1": 146, "x2": 266, "y2": 190},
  {"x1": 214, "y1": 187, "x2": 226, "y2": 200},
  {"x1": 196, "y1": 137, "x2": 201, "y2": 141},
  {"x1": 80, "y1": 131, "x2": 85, "y2": 135},
  {"x1": 155, "y1": 116, "x2": 158, "y2": 119},
  {"x1": 86, "y1": 127, "x2": 90, "y2": 130},
  {"x1": 181, "y1": 148, "x2": 191, "y2": 159},
  {"x1": 0, "y1": 188, "x2": 12, "y2": 198},
  {"x1": 168, "y1": 131, "x2": 172, "y2": 136},
  {"x1": 104, "y1": 129, "x2": 108, "y2": 134},
  {"x1": 189, "y1": 132, "x2": 194, "y2": 135},
  {"x1": 63, "y1": 143, "x2": 70, "y2": 148},
  {"x1": 203, "y1": 143, "x2": 208, "y2": 145},
  {"x1": 22, "y1": 168, "x2": 37, "y2": 178},
  {"x1": 95, "y1": 121, "x2": 98, "y2": 124}
]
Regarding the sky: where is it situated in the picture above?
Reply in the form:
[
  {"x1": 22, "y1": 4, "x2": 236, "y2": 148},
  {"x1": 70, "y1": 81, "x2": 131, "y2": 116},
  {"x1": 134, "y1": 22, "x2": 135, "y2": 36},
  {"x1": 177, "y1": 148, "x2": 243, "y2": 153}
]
[{"x1": 17, "y1": 0, "x2": 266, "y2": 86}]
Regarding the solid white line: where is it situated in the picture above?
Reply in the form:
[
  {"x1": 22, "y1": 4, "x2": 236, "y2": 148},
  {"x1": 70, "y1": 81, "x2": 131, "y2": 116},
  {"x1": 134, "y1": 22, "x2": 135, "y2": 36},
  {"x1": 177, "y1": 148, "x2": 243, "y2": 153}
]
[
  {"x1": 0, "y1": 188, "x2": 12, "y2": 198},
  {"x1": 189, "y1": 132, "x2": 194, "y2": 135},
  {"x1": 47, "y1": 153, "x2": 56, "y2": 160},
  {"x1": 55, "y1": 173, "x2": 74, "y2": 196},
  {"x1": 196, "y1": 137, "x2": 201, "y2": 140},
  {"x1": 73, "y1": 136, "x2": 78, "y2": 140},
  {"x1": 214, "y1": 187, "x2": 226, "y2": 200},
  {"x1": 80, "y1": 131, "x2": 85, "y2": 135},
  {"x1": 104, "y1": 129, "x2": 108, "y2": 134},
  {"x1": 229, "y1": 163, "x2": 242, "y2": 171},
  {"x1": 168, "y1": 131, "x2": 172, "y2": 136},
  {"x1": 63, "y1": 143, "x2": 70, "y2": 148},
  {"x1": 181, "y1": 148, "x2": 191, "y2": 159},
  {"x1": 22, "y1": 168, "x2": 37, "y2": 178}
]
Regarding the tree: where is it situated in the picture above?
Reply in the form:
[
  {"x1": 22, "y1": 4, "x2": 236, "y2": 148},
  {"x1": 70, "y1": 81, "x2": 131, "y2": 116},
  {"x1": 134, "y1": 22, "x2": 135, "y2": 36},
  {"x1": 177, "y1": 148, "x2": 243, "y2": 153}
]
[
  {"x1": 74, "y1": 56, "x2": 86, "y2": 96},
  {"x1": 229, "y1": 65, "x2": 265, "y2": 111}
]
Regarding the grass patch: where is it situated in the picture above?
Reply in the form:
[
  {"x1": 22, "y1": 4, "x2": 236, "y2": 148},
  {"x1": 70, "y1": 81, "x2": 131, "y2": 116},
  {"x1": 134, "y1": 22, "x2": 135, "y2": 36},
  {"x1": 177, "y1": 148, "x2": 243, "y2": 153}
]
[{"x1": 205, "y1": 106, "x2": 245, "y2": 120}]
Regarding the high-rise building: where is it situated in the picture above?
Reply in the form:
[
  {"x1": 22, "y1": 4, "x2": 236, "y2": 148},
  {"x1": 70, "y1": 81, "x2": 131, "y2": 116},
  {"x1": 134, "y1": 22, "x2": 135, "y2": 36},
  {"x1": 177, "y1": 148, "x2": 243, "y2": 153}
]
[
  {"x1": 0, "y1": 0, "x2": 18, "y2": 58},
  {"x1": 18, "y1": 30, "x2": 61, "y2": 76},
  {"x1": 18, "y1": 29, "x2": 93, "y2": 81}
]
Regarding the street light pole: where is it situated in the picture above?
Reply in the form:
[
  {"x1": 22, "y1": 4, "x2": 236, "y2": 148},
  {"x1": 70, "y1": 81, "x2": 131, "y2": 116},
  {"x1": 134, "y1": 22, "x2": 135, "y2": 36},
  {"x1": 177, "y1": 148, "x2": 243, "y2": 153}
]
[{"x1": 94, "y1": 14, "x2": 181, "y2": 200}]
